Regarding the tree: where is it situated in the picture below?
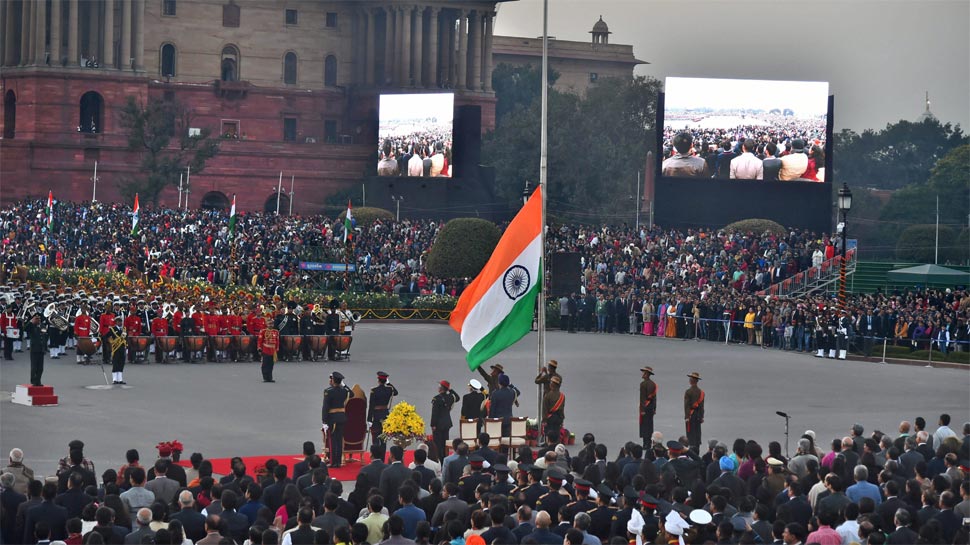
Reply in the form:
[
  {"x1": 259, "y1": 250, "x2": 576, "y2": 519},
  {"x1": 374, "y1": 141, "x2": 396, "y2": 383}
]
[
  {"x1": 426, "y1": 218, "x2": 501, "y2": 279},
  {"x1": 896, "y1": 224, "x2": 957, "y2": 263},
  {"x1": 119, "y1": 97, "x2": 220, "y2": 205},
  {"x1": 483, "y1": 73, "x2": 661, "y2": 222},
  {"x1": 491, "y1": 63, "x2": 559, "y2": 123}
]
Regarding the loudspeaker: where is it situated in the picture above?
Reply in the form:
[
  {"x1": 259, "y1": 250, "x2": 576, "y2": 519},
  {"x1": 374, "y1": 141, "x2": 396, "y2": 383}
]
[
  {"x1": 453, "y1": 105, "x2": 481, "y2": 179},
  {"x1": 550, "y1": 253, "x2": 582, "y2": 297}
]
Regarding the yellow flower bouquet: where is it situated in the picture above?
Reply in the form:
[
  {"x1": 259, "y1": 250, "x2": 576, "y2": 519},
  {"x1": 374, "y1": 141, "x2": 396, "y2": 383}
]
[{"x1": 379, "y1": 401, "x2": 426, "y2": 447}]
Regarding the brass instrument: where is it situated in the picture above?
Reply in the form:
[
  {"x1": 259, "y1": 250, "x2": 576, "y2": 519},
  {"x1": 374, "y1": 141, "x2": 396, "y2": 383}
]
[
  {"x1": 44, "y1": 303, "x2": 70, "y2": 331},
  {"x1": 109, "y1": 326, "x2": 127, "y2": 357}
]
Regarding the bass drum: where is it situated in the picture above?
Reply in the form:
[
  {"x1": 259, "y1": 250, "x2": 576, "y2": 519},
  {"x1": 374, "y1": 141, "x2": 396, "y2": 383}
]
[
  {"x1": 128, "y1": 336, "x2": 151, "y2": 353},
  {"x1": 77, "y1": 336, "x2": 101, "y2": 356},
  {"x1": 281, "y1": 335, "x2": 302, "y2": 353}
]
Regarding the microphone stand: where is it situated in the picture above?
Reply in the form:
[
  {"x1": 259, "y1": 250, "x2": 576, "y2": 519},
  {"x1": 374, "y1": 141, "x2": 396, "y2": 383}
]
[{"x1": 776, "y1": 411, "x2": 791, "y2": 459}]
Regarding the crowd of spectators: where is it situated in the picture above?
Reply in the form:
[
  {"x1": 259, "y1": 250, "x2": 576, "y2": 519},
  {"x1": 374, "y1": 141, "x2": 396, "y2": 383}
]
[
  {"x1": 377, "y1": 133, "x2": 452, "y2": 178},
  {"x1": 2, "y1": 415, "x2": 968, "y2": 544}
]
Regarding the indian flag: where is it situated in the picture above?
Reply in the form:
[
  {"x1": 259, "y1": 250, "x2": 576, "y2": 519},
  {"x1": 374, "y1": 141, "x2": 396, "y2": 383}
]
[
  {"x1": 343, "y1": 200, "x2": 353, "y2": 244},
  {"x1": 131, "y1": 194, "x2": 140, "y2": 236},
  {"x1": 228, "y1": 194, "x2": 238, "y2": 238},
  {"x1": 46, "y1": 190, "x2": 53, "y2": 230},
  {"x1": 450, "y1": 185, "x2": 542, "y2": 370}
]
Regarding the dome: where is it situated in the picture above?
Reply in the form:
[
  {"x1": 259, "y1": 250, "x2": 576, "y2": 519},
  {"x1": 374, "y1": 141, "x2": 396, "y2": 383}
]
[{"x1": 591, "y1": 16, "x2": 610, "y2": 34}]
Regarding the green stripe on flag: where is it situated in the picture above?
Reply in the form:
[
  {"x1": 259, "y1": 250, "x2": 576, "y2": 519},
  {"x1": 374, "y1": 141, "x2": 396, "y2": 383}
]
[{"x1": 465, "y1": 282, "x2": 539, "y2": 371}]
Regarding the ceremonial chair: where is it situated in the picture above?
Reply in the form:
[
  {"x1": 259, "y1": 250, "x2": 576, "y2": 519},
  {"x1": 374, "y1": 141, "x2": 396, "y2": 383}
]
[
  {"x1": 500, "y1": 417, "x2": 530, "y2": 455},
  {"x1": 459, "y1": 418, "x2": 479, "y2": 451}
]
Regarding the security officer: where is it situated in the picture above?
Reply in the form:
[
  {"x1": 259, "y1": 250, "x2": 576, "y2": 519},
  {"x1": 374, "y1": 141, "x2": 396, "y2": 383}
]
[
  {"x1": 534, "y1": 359, "x2": 561, "y2": 397},
  {"x1": 535, "y1": 469, "x2": 569, "y2": 522},
  {"x1": 490, "y1": 464, "x2": 515, "y2": 498},
  {"x1": 542, "y1": 375, "x2": 565, "y2": 442},
  {"x1": 639, "y1": 366, "x2": 657, "y2": 448},
  {"x1": 322, "y1": 371, "x2": 351, "y2": 467},
  {"x1": 368, "y1": 371, "x2": 398, "y2": 463},
  {"x1": 24, "y1": 313, "x2": 48, "y2": 386},
  {"x1": 457, "y1": 455, "x2": 490, "y2": 503},
  {"x1": 431, "y1": 380, "x2": 460, "y2": 462},
  {"x1": 609, "y1": 486, "x2": 638, "y2": 540},
  {"x1": 560, "y1": 479, "x2": 595, "y2": 522},
  {"x1": 587, "y1": 484, "x2": 616, "y2": 542},
  {"x1": 515, "y1": 465, "x2": 549, "y2": 509},
  {"x1": 684, "y1": 372, "x2": 705, "y2": 450}
]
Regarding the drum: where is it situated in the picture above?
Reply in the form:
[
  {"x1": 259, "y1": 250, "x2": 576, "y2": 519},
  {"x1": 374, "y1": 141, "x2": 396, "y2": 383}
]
[
  {"x1": 155, "y1": 336, "x2": 179, "y2": 353},
  {"x1": 182, "y1": 336, "x2": 206, "y2": 352},
  {"x1": 281, "y1": 335, "x2": 302, "y2": 353},
  {"x1": 307, "y1": 335, "x2": 327, "y2": 355},
  {"x1": 231, "y1": 335, "x2": 253, "y2": 352},
  {"x1": 332, "y1": 335, "x2": 352, "y2": 352},
  {"x1": 210, "y1": 335, "x2": 232, "y2": 351},
  {"x1": 77, "y1": 336, "x2": 100, "y2": 356},
  {"x1": 129, "y1": 336, "x2": 151, "y2": 352},
  {"x1": 5, "y1": 327, "x2": 19, "y2": 338}
]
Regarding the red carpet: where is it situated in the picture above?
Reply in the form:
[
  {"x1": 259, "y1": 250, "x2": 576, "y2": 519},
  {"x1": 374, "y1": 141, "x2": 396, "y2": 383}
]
[{"x1": 178, "y1": 450, "x2": 415, "y2": 481}]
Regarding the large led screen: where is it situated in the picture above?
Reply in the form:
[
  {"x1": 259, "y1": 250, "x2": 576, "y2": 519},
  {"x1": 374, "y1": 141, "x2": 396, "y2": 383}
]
[
  {"x1": 661, "y1": 77, "x2": 830, "y2": 183},
  {"x1": 378, "y1": 92, "x2": 454, "y2": 178}
]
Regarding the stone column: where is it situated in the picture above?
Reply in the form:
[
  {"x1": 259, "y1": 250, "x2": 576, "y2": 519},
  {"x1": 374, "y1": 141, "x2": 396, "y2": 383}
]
[
  {"x1": 466, "y1": 10, "x2": 479, "y2": 91},
  {"x1": 87, "y1": 0, "x2": 100, "y2": 63},
  {"x1": 49, "y1": 0, "x2": 62, "y2": 65},
  {"x1": 0, "y1": 0, "x2": 6, "y2": 67},
  {"x1": 102, "y1": 0, "x2": 114, "y2": 67},
  {"x1": 3, "y1": 0, "x2": 17, "y2": 65},
  {"x1": 395, "y1": 5, "x2": 405, "y2": 86},
  {"x1": 23, "y1": 0, "x2": 33, "y2": 65},
  {"x1": 456, "y1": 9, "x2": 466, "y2": 90},
  {"x1": 120, "y1": 0, "x2": 130, "y2": 69},
  {"x1": 35, "y1": 0, "x2": 47, "y2": 65},
  {"x1": 412, "y1": 6, "x2": 422, "y2": 87},
  {"x1": 400, "y1": 5, "x2": 411, "y2": 86},
  {"x1": 382, "y1": 6, "x2": 392, "y2": 85},
  {"x1": 365, "y1": 8, "x2": 375, "y2": 85},
  {"x1": 427, "y1": 7, "x2": 438, "y2": 88},
  {"x1": 483, "y1": 11, "x2": 493, "y2": 92},
  {"x1": 68, "y1": 0, "x2": 78, "y2": 65},
  {"x1": 134, "y1": 0, "x2": 144, "y2": 70}
]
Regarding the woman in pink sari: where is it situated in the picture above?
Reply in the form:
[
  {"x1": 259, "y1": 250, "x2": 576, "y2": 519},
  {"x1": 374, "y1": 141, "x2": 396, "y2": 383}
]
[
  {"x1": 657, "y1": 302, "x2": 667, "y2": 337},
  {"x1": 642, "y1": 300, "x2": 654, "y2": 336}
]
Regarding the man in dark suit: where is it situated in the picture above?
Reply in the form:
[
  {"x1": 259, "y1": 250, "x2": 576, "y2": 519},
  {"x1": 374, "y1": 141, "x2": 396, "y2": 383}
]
[
  {"x1": 261, "y1": 464, "x2": 290, "y2": 513},
  {"x1": 775, "y1": 482, "x2": 812, "y2": 527},
  {"x1": 877, "y1": 481, "x2": 914, "y2": 532},
  {"x1": 56, "y1": 450, "x2": 96, "y2": 493},
  {"x1": 711, "y1": 457, "x2": 745, "y2": 502},
  {"x1": 15, "y1": 480, "x2": 43, "y2": 545},
  {"x1": 443, "y1": 443, "x2": 469, "y2": 486},
  {"x1": 430, "y1": 482, "x2": 469, "y2": 527},
  {"x1": 286, "y1": 508, "x2": 317, "y2": 545},
  {"x1": 311, "y1": 493, "x2": 351, "y2": 538},
  {"x1": 217, "y1": 490, "x2": 250, "y2": 545},
  {"x1": 292, "y1": 441, "x2": 316, "y2": 482},
  {"x1": 54, "y1": 472, "x2": 92, "y2": 518},
  {"x1": 124, "y1": 508, "x2": 156, "y2": 545},
  {"x1": 359, "y1": 444, "x2": 388, "y2": 492},
  {"x1": 472, "y1": 433, "x2": 500, "y2": 467},
  {"x1": 1, "y1": 473, "x2": 26, "y2": 544},
  {"x1": 512, "y1": 505, "x2": 536, "y2": 543},
  {"x1": 303, "y1": 468, "x2": 331, "y2": 512},
  {"x1": 170, "y1": 490, "x2": 206, "y2": 543},
  {"x1": 886, "y1": 509, "x2": 918, "y2": 545},
  {"x1": 898, "y1": 437, "x2": 924, "y2": 479},
  {"x1": 379, "y1": 446, "x2": 411, "y2": 512},
  {"x1": 762, "y1": 143, "x2": 782, "y2": 182},
  {"x1": 933, "y1": 491, "x2": 963, "y2": 544},
  {"x1": 411, "y1": 449, "x2": 436, "y2": 490},
  {"x1": 23, "y1": 482, "x2": 68, "y2": 544}
]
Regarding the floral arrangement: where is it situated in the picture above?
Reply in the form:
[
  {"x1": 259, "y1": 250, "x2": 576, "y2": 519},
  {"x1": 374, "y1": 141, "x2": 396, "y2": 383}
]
[
  {"x1": 379, "y1": 401, "x2": 425, "y2": 444},
  {"x1": 411, "y1": 294, "x2": 457, "y2": 310},
  {"x1": 156, "y1": 440, "x2": 184, "y2": 454}
]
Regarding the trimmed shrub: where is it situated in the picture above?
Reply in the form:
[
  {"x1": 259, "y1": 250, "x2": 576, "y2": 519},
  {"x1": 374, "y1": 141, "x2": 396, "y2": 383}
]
[
  {"x1": 723, "y1": 218, "x2": 787, "y2": 237},
  {"x1": 426, "y1": 218, "x2": 502, "y2": 279},
  {"x1": 338, "y1": 207, "x2": 394, "y2": 227}
]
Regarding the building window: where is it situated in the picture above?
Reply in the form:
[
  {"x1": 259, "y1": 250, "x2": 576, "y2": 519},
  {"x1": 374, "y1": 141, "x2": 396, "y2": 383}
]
[
  {"x1": 326, "y1": 12, "x2": 338, "y2": 27},
  {"x1": 223, "y1": 1, "x2": 240, "y2": 27},
  {"x1": 3, "y1": 90, "x2": 15, "y2": 139},
  {"x1": 283, "y1": 118, "x2": 297, "y2": 142},
  {"x1": 589, "y1": 72, "x2": 598, "y2": 83},
  {"x1": 324, "y1": 55, "x2": 337, "y2": 86},
  {"x1": 285, "y1": 8, "x2": 298, "y2": 25},
  {"x1": 162, "y1": 0, "x2": 176, "y2": 16},
  {"x1": 221, "y1": 120, "x2": 239, "y2": 139},
  {"x1": 221, "y1": 45, "x2": 239, "y2": 81},
  {"x1": 283, "y1": 52, "x2": 297, "y2": 85},
  {"x1": 324, "y1": 120, "x2": 337, "y2": 143},
  {"x1": 79, "y1": 91, "x2": 104, "y2": 134},
  {"x1": 160, "y1": 44, "x2": 176, "y2": 77}
]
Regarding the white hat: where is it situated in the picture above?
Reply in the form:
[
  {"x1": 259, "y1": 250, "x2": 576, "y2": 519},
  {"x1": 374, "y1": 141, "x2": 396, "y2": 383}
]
[
  {"x1": 469, "y1": 379, "x2": 483, "y2": 390},
  {"x1": 689, "y1": 509, "x2": 712, "y2": 525},
  {"x1": 627, "y1": 510, "x2": 645, "y2": 545},
  {"x1": 664, "y1": 511, "x2": 690, "y2": 545}
]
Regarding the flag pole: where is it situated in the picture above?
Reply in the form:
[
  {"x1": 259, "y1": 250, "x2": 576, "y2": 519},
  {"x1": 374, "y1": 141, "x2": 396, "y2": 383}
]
[
  {"x1": 289, "y1": 175, "x2": 295, "y2": 215},
  {"x1": 276, "y1": 171, "x2": 283, "y2": 215},
  {"x1": 536, "y1": 0, "x2": 549, "y2": 435}
]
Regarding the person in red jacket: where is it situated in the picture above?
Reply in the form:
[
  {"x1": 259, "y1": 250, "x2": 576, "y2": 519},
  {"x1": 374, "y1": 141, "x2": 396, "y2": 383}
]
[
  {"x1": 204, "y1": 308, "x2": 219, "y2": 361},
  {"x1": 73, "y1": 305, "x2": 93, "y2": 364},
  {"x1": 99, "y1": 302, "x2": 116, "y2": 365},
  {"x1": 226, "y1": 307, "x2": 243, "y2": 361},
  {"x1": 257, "y1": 311, "x2": 279, "y2": 382},
  {"x1": 151, "y1": 314, "x2": 170, "y2": 363},
  {"x1": 248, "y1": 307, "x2": 266, "y2": 362},
  {"x1": 124, "y1": 307, "x2": 143, "y2": 362}
]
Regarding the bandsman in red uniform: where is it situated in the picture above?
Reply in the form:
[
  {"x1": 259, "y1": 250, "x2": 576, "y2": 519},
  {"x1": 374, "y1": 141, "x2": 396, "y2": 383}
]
[
  {"x1": 171, "y1": 304, "x2": 184, "y2": 359},
  {"x1": 99, "y1": 302, "x2": 116, "y2": 365},
  {"x1": 226, "y1": 306, "x2": 243, "y2": 361},
  {"x1": 204, "y1": 308, "x2": 220, "y2": 361},
  {"x1": 248, "y1": 306, "x2": 267, "y2": 360},
  {"x1": 124, "y1": 306, "x2": 143, "y2": 362},
  {"x1": 151, "y1": 313, "x2": 171, "y2": 363},
  {"x1": 73, "y1": 304, "x2": 93, "y2": 364},
  {"x1": 257, "y1": 312, "x2": 280, "y2": 383}
]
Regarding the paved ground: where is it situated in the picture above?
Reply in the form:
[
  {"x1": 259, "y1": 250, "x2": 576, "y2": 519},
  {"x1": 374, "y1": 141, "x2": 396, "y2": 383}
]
[{"x1": 2, "y1": 323, "x2": 967, "y2": 480}]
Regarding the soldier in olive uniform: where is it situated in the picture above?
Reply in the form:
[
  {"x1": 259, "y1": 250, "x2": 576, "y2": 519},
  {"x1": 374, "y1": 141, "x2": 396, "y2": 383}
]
[
  {"x1": 322, "y1": 371, "x2": 351, "y2": 467},
  {"x1": 684, "y1": 371, "x2": 705, "y2": 450},
  {"x1": 534, "y1": 359, "x2": 561, "y2": 397},
  {"x1": 431, "y1": 380, "x2": 460, "y2": 462},
  {"x1": 368, "y1": 371, "x2": 397, "y2": 463},
  {"x1": 24, "y1": 313, "x2": 48, "y2": 386},
  {"x1": 639, "y1": 366, "x2": 658, "y2": 448},
  {"x1": 542, "y1": 375, "x2": 566, "y2": 442}
]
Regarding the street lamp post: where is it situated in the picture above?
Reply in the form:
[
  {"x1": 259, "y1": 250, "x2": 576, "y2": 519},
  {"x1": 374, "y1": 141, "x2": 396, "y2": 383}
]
[
  {"x1": 522, "y1": 180, "x2": 532, "y2": 207},
  {"x1": 837, "y1": 183, "x2": 853, "y2": 310},
  {"x1": 391, "y1": 195, "x2": 404, "y2": 222}
]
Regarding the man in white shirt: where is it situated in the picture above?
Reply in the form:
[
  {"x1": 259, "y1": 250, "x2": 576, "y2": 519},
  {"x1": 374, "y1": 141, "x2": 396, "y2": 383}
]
[
  {"x1": 933, "y1": 414, "x2": 957, "y2": 447},
  {"x1": 729, "y1": 139, "x2": 764, "y2": 180},
  {"x1": 407, "y1": 145, "x2": 424, "y2": 176}
]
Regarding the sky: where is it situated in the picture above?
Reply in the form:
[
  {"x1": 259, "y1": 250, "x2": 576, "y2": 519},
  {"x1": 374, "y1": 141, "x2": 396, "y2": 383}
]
[
  {"x1": 664, "y1": 77, "x2": 829, "y2": 117},
  {"x1": 493, "y1": 0, "x2": 970, "y2": 132}
]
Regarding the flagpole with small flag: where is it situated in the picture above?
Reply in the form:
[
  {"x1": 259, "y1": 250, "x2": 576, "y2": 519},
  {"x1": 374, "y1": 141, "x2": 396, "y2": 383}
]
[
  {"x1": 229, "y1": 194, "x2": 238, "y2": 284},
  {"x1": 343, "y1": 199, "x2": 354, "y2": 291},
  {"x1": 46, "y1": 190, "x2": 54, "y2": 231},
  {"x1": 131, "y1": 194, "x2": 140, "y2": 236},
  {"x1": 229, "y1": 194, "x2": 238, "y2": 238}
]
